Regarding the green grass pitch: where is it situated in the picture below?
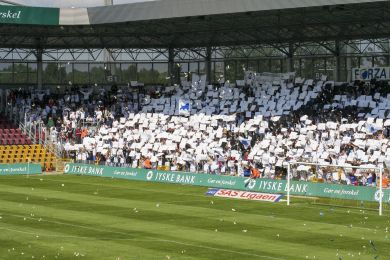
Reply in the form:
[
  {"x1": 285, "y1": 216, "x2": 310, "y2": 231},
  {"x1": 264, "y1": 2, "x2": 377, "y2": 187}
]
[{"x1": 0, "y1": 174, "x2": 389, "y2": 260}]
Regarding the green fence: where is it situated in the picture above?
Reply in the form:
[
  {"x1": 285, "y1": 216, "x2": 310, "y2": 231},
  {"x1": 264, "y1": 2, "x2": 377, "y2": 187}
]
[
  {"x1": 64, "y1": 163, "x2": 390, "y2": 203},
  {"x1": 0, "y1": 6, "x2": 59, "y2": 25},
  {"x1": 0, "y1": 163, "x2": 42, "y2": 175}
]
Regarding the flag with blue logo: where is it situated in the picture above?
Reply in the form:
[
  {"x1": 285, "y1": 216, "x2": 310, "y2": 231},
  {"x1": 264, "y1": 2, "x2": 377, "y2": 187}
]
[
  {"x1": 178, "y1": 99, "x2": 191, "y2": 116},
  {"x1": 239, "y1": 137, "x2": 250, "y2": 149}
]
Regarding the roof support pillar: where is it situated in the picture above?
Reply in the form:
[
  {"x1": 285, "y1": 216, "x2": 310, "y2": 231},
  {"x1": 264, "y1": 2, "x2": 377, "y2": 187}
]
[
  {"x1": 206, "y1": 46, "x2": 212, "y2": 84},
  {"x1": 36, "y1": 48, "x2": 43, "y2": 90},
  {"x1": 168, "y1": 47, "x2": 175, "y2": 85},
  {"x1": 286, "y1": 43, "x2": 294, "y2": 73},
  {"x1": 346, "y1": 43, "x2": 352, "y2": 82},
  {"x1": 334, "y1": 40, "x2": 341, "y2": 81}
]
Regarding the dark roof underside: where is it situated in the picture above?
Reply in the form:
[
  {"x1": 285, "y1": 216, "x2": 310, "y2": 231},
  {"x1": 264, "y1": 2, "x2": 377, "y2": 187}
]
[{"x1": 0, "y1": 1, "x2": 389, "y2": 49}]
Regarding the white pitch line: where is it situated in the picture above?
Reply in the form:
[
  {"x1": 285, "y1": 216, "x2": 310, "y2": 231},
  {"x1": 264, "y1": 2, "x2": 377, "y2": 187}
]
[{"x1": 1, "y1": 213, "x2": 285, "y2": 260}]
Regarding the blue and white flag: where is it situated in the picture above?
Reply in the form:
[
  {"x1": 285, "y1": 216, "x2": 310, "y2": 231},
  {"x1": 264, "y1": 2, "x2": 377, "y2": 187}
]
[
  {"x1": 178, "y1": 99, "x2": 191, "y2": 116},
  {"x1": 239, "y1": 137, "x2": 250, "y2": 149}
]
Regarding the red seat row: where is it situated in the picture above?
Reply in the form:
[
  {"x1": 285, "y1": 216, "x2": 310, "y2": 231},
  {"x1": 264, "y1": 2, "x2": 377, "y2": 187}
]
[
  {"x1": 0, "y1": 125, "x2": 16, "y2": 129},
  {"x1": 0, "y1": 139, "x2": 31, "y2": 145},
  {"x1": 0, "y1": 128, "x2": 21, "y2": 133},
  {"x1": 1, "y1": 133, "x2": 26, "y2": 139},
  {"x1": 0, "y1": 117, "x2": 33, "y2": 145}
]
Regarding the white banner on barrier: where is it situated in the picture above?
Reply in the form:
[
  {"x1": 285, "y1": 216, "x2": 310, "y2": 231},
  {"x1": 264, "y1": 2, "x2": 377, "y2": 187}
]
[
  {"x1": 352, "y1": 67, "x2": 390, "y2": 81},
  {"x1": 206, "y1": 188, "x2": 283, "y2": 203}
]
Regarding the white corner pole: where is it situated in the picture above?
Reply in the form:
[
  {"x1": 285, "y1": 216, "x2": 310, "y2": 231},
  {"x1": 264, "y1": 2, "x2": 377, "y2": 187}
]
[
  {"x1": 287, "y1": 163, "x2": 291, "y2": 206},
  {"x1": 379, "y1": 167, "x2": 383, "y2": 216}
]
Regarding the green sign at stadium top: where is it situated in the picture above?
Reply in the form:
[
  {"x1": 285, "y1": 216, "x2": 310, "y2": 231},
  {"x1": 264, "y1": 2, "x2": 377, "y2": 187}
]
[
  {"x1": 64, "y1": 163, "x2": 390, "y2": 203},
  {"x1": 0, "y1": 6, "x2": 59, "y2": 25}
]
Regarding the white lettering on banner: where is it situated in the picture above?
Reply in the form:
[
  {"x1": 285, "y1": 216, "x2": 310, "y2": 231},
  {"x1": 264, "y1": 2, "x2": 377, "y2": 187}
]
[
  {"x1": 255, "y1": 180, "x2": 307, "y2": 193},
  {"x1": 324, "y1": 187, "x2": 359, "y2": 196},
  {"x1": 68, "y1": 165, "x2": 104, "y2": 176},
  {"x1": 112, "y1": 170, "x2": 138, "y2": 177},
  {"x1": 352, "y1": 67, "x2": 390, "y2": 81},
  {"x1": 0, "y1": 10, "x2": 21, "y2": 19},
  {"x1": 374, "y1": 190, "x2": 388, "y2": 202},
  {"x1": 210, "y1": 189, "x2": 283, "y2": 203},
  {"x1": 0, "y1": 167, "x2": 27, "y2": 173},
  {"x1": 88, "y1": 166, "x2": 103, "y2": 176},
  {"x1": 153, "y1": 172, "x2": 195, "y2": 184},
  {"x1": 207, "y1": 178, "x2": 236, "y2": 186}
]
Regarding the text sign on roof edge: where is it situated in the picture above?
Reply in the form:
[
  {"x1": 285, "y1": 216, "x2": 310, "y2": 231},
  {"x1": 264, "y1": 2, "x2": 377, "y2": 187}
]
[
  {"x1": 352, "y1": 67, "x2": 390, "y2": 81},
  {"x1": 0, "y1": 5, "x2": 59, "y2": 25}
]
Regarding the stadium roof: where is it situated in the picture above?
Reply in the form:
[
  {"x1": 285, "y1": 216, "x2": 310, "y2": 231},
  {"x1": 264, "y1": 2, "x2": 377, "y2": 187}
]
[{"x1": 0, "y1": 0, "x2": 389, "y2": 49}]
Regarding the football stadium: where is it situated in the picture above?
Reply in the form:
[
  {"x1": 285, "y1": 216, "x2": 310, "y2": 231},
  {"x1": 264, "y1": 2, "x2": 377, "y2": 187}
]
[{"x1": 1, "y1": 0, "x2": 390, "y2": 259}]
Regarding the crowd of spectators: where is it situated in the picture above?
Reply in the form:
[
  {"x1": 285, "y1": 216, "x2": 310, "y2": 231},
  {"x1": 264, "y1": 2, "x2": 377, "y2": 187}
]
[{"x1": 6, "y1": 74, "x2": 390, "y2": 187}]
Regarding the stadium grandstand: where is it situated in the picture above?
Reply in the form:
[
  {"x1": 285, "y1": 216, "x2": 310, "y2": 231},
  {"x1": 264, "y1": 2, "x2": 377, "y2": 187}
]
[
  {"x1": 1, "y1": 0, "x2": 390, "y2": 180},
  {"x1": 2, "y1": 0, "x2": 390, "y2": 259}
]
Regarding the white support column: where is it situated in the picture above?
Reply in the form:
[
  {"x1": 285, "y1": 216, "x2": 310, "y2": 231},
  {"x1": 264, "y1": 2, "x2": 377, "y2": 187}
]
[
  {"x1": 287, "y1": 163, "x2": 291, "y2": 206},
  {"x1": 379, "y1": 167, "x2": 383, "y2": 216}
]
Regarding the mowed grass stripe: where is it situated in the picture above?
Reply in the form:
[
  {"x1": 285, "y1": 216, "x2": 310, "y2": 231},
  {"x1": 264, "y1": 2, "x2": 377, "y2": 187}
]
[
  {"x1": 0, "y1": 211, "x2": 288, "y2": 260},
  {"x1": 0, "y1": 182, "x2": 387, "y2": 241},
  {"x1": 5, "y1": 174, "x2": 389, "y2": 218},
  {"x1": 1, "y1": 174, "x2": 207, "y2": 199},
  {"x1": 25, "y1": 174, "x2": 390, "y2": 218},
  {"x1": 0, "y1": 226, "x2": 199, "y2": 260},
  {"x1": 0, "y1": 225, "x2": 280, "y2": 260},
  {"x1": 0, "y1": 199, "x2": 303, "y2": 260},
  {"x1": 8, "y1": 174, "x2": 389, "y2": 220},
  {"x1": 1, "y1": 175, "x2": 389, "y2": 259},
  {"x1": 0, "y1": 187, "x2": 384, "y2": 254},
  {"x1": 0, "y1": 191, "x2": 369, "y2": 256},
  {"x1": 0, "y1": 194, "x2": 385, "y2": 259}
]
